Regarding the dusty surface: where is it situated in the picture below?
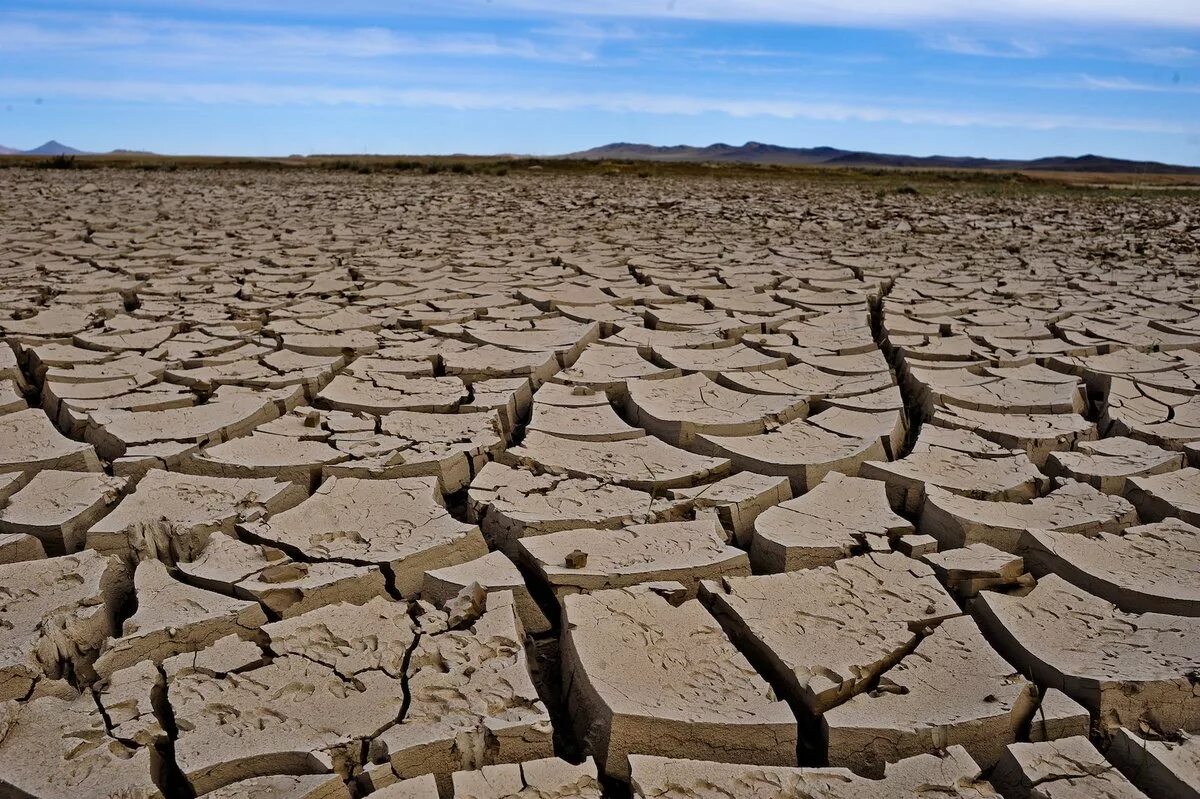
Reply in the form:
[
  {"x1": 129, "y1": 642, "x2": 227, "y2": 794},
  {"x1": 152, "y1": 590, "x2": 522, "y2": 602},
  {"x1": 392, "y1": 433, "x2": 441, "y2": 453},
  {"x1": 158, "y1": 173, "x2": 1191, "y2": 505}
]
[
  {"x1": 991, "y1": 736, "x2": 1150, "y2": 798},
  {"x1": 0, "y1": 167, "x2": 1198, "y2": 796},
  {"x1": 629, "y1": 746, "x2": 1000, "y2": 798}
]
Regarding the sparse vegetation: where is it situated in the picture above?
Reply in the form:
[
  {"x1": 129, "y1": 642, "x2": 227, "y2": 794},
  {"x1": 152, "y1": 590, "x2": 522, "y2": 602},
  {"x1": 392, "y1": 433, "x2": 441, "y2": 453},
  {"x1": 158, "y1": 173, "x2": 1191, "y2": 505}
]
[
  {"x1": 1, "y1": 152, "x2": 1197, "y2": 196},
  {"x1": 31, "y1": 154, "x2": 93, "y2": 170}
]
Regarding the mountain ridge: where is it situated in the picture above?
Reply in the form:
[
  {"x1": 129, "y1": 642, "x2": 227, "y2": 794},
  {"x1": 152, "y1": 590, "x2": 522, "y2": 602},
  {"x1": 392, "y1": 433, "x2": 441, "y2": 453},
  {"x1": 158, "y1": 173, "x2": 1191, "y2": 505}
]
[
  {"x1": 0, "y1": 140, "x2": 89, "y2": 156},
  {"x1": 568, "y1": 141, "x2": 1200, "y2": 174}
]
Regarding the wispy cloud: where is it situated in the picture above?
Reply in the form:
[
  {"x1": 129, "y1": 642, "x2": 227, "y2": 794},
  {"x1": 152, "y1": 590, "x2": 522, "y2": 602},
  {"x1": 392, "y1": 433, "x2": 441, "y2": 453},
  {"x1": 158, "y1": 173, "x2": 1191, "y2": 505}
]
[
  {"x1": 926, "y1": 35, "x2": 1044, "y2": 59},
  {"x1": 63, "y1": 0, "x2": 1198, "y2": 29},
  {"x1": 673, "y1": 47, "x2": 886, "y2": 64},
  {"x1": 1125, "y1": 45, "x2": 1200, "y2": 65},
  {"x1": 1078, "y1": 74, "x2": 1199, "y2": 93},
  {"x1": 450, "y1": 0, "x2": 1200, "y2": 29},
  {"x1": 3, "y1": 77, "x2": 1192, "y2": 135},
  {"x1": 0, "y1": 14, "x2": 607, "y2": 64},
  {"x1": 923, "y1": 71, "x2": 1199, "y2": 95}
]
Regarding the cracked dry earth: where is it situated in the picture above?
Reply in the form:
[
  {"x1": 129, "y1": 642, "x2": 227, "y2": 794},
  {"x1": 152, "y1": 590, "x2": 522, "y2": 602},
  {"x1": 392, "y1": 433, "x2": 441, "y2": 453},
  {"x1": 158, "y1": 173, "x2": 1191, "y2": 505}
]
[{"x1": 0, "y1": 168, "x2": 1198, "y2": 799}]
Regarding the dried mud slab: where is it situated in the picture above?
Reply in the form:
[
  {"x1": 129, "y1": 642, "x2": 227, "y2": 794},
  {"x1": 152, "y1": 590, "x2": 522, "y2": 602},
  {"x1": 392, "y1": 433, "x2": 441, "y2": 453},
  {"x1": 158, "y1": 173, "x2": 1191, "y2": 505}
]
[
  {"x1": 462, "y1": 377, "x2": 534, "y2": 437},
  {"x1": 92, "y1": 557, "x2": 266, "y2": 677},
  {"x1": 170, "y1": 599, "x2": 413, "y2": 793},
  {"x1": 457, "y1": 318, "x2": 600, "y2": 362},
  {"x1": 919, "y1": 481, "x2": 1137, "y2": 551},
  {"x1": 526, "y1": 383, "x2": 645, "y2": 441},
  {"x1": 202, "y1": 774, "x2": 353, "y2": 799},
  {"x1": 518, "y1": 518, "x2": 749, "y2": 600},
  {"x1": 1021, "y1": 519, "x2": 1200, "y2": 616},
  {"x1": 160, "y1": 632, "x2": 266, "y2": 681},
  {"x1": 1047, "y1": 350, "x2": 1195, "y2": 397},
  {"x1": 822, "y1": 615, "x2": 1035, "y2": 774},
  {"x1": 628, "y1": 746, "x2": 1000, "y2": 798},
  {"x1": 192, "y1": 405, "x2": 505, "y2": 491},
  {"x1": 669, "y1": 471, "x2": 791, "y2": 547},
  {"x1": 42, "y1": 374, "x2": 197, "y2": 437},
  {"x1": 860, "y1": 427, "x2": 1045, "y2": 513},
  {"x1": 177, "y1": 532, "x2": 388, "y2": 618},
  {"x1": 1106, "y1": 727, "x2": 1200, "y2": 799},
  {"x1": 86, "y1": 468, "x2": 305, "y2": 564},
  {"x1": 81, "y1": 384, "x2": 295, "y2": 461},
  {"x1": 0, "y1": 530, "x2": 45, "y2": 563},
  {"x1": 808, "y1": 404, "x2": 907, "y2": 460},
  {"x1": 653, "y1": 342, "x2": 787, "y2": 376},
  {"x1": 561, "y1": 585, "x2": 797, "y2": 780},
  {"x1": 973, "y1": 574, "x2": 1200, "y2": 734},
  {"x1": 502, "y1": 430, "x2": 729, "y2": 492},
  {"x1": 449, "y1": 757, "x2": 602, "y2": 799},
  {"x1": 1125, "y1": 467, "x2": 1200, "y2": 526},
  {"x1": 317, "y1": 374, "x2": 468, "y2": 415},
  {"x1": 241, "y1": 475, "x2": 487, "y2": 597},
  {"x1": 991, "y1": 737, "x2": 1149, "y2": 799},
  {"x1": 166, "y1": 349, "x2": 344, "y2": 396},
  {"x1": 699, "y1": 416, "x2": 885, "y2": 493},
  {"x1": 700, "y1": 553, "x2": 960, "y2": 714},
  {"x1": 0, "y1": 549, "x2": 129, "y2": 700},
  {"x1": 1027, "y1": 690, "x2": 1092, "y2": 744},
  {"x1": 910, "y1": 370, "x2": 1086, "y2": 416},
  {"x1": 182, "y1": 409, "x2": 354, "y2": 484},
  {"x1": 97, "y1": 659, "x2": 168, "y2": 748},
  {"x1": 750, "y1": 472, "x2": 913, "y2": 572},
  {"x1": 1102, "y1": 378, "x2": 1200, "y2": 451},
  {"x1": 0, "y1": 682, "x2": 164, "y2": 798},
  {"x1": 550, "y1": 344, "x2": 679, "y2": 394},
  {"x1": 440, "y1": 345, "x2": 561, "y2": 387},
  {"x1": 922, "y1": 543, "x2": 1026, "y2": 598},
  {"x1": 467, "y1": 461, "x2": 691, "y2": 555},
  {"x1": 367, "y1": 592, "x2": 553, "y2": 785},
  {"x1": 0, "y1": 468, "x2": 125, "y2": 554},
  {"x1": 0, "y1": 379, "x2": 26, "y2": 414},
  {"x1": 625, "y1": 372, "x2": 807, "y2": 446},
  {"x1": 1045, "y1": 437, "x2": 1184, "y2": 495},
  {"x1": 722, "y1": 361, "x2": 895, "y2": 403},
  {"x1": 0, "y1": 470, "x2": 27, "y2": 503},
  {"x1": 932, "y1": 405, "x2": 1097, "y2": 468},
  {"x1": 422, "y1": 550, "x2": 551, "y2": 634},
  {"x1": 0, "y1": 407, "x2": 102, "y2": 474}
]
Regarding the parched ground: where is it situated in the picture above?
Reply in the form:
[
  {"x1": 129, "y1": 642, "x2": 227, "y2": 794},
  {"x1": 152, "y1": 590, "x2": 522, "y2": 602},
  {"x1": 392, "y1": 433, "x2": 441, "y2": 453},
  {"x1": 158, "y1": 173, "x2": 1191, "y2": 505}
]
[{"x1": 1, "y1": 167, "x2": 1198, "y2": 799}]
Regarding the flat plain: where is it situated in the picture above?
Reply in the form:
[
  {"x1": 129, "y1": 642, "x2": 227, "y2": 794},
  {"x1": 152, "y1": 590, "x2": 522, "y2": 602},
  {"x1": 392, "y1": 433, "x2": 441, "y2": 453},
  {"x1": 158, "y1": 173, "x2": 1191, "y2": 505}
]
[{"x1": 0, "y1": 164, "x2": 1197, "y2": 799}]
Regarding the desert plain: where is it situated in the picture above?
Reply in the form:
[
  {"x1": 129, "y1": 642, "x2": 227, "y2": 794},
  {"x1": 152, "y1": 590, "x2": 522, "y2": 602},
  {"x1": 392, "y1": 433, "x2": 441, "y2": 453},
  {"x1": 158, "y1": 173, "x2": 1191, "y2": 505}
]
[{"x1": 0, "y1": 164, "x2": 1197, "y2": 799}]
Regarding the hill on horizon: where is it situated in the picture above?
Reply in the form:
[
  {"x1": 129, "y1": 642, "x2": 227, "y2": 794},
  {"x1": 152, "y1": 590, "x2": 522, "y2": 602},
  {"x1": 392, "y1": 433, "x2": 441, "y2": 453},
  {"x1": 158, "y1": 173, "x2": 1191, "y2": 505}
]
[
  {"x1": 0, "y1": 140, "x2": 89, "y2": 156},
  {"x1": 568, "y1": 141, "x2": 1200, "y2": 174}
]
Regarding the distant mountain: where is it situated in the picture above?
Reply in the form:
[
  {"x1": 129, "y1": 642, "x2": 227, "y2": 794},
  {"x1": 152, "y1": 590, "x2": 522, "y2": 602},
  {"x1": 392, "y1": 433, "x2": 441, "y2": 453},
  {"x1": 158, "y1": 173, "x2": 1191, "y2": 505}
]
[
  {"x1": 0, "y1": 140, "x2": 90, "y2": 156},
  {"x1": 568, "y1": 141, "x2": 1200, "y2": 174},
  {"x1": 574, "y1": 141, "x2": 851, "y2": 165},
  {"x1": 23, "y1": 140, "x2": 87, "y2": 156}
]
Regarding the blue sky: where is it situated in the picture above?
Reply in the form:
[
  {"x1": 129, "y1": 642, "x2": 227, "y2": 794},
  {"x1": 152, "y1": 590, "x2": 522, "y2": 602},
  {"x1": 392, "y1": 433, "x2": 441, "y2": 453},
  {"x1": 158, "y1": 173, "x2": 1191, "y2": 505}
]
[{"x1": 1, "y1": 1, "x2": 1198, "y2": 163}]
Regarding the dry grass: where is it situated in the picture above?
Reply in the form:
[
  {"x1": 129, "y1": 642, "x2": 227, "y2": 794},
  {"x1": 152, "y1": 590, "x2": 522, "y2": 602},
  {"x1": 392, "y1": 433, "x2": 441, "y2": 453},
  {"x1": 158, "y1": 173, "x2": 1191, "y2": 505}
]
[{"x1": 3, "y1": 152, "x2": 1198, "y2": 196}]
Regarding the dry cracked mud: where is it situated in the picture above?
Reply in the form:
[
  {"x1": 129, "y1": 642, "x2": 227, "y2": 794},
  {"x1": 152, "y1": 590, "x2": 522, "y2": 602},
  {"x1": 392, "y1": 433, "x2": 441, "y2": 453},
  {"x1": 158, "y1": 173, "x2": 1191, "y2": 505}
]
[{"x1": 0, "y1": 166, "x2": 1198, "y2": 797}]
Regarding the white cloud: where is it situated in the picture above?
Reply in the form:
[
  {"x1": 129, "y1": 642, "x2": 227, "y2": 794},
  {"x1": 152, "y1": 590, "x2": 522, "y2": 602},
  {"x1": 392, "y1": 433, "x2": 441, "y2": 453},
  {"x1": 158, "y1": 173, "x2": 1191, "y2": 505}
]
[
  {"x1": 452, "y1": 0, "x2": 1199, "y2": 29},
  {"x1": 0, "y1": 14, "x2": 602, "y2": 64},
  {"x1": 926, "y1": 35, "x2": 1044, "y2": 58},
  {"x1": 2, "y1": 77, "x2": 1192, "y2": 135},
  {"x1": 1079, "y1": 74, "x2": 1199, "y2": 93},
  {"x1": 924, "y1": 71, "x2": 1199, "y2": 94},
  {"x1": 1126, "y1": 45, "x2": 1200, "y2": 64},
  {"x1": 31, "y1": 0, "x2": 1199, "y2": 28}
]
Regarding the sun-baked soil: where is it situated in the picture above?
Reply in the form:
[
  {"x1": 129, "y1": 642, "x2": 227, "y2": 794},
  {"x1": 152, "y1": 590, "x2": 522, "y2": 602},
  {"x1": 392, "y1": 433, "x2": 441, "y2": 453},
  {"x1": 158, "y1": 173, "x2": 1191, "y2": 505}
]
[{"x1": 1, "y1": 167, "x2": 1197, "y2": 798}]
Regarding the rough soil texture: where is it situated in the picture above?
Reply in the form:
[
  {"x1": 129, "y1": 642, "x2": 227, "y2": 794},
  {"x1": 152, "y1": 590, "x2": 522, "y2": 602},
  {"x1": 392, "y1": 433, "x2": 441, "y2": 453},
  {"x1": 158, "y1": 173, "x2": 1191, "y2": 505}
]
[{"x1": 0, "y1": 168, "x2": 1198, "y2": 796}]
